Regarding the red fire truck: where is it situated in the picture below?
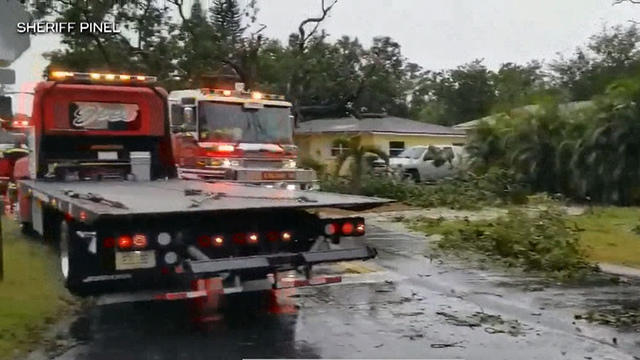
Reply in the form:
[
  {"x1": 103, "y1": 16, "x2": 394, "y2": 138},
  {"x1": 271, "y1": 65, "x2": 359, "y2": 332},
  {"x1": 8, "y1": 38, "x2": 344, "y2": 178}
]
[
  {"x1": 10, "y1": 71, "x2": 388, "y2": 299},
  {"x1": 169, "y1": 85, "x2": 316, "y2": 190}
]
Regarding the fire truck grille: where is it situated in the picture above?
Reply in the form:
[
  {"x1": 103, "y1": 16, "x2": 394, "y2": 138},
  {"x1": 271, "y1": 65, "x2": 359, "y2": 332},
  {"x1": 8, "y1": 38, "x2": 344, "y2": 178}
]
[{"x1": 244, "y1": 160, "x2": 282, "y2": 169}]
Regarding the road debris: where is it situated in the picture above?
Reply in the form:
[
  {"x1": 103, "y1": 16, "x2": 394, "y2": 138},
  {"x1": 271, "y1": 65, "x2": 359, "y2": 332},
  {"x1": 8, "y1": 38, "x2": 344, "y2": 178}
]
[{"x1": 430, "y1": 341, "x2": 465, "y2": 348}]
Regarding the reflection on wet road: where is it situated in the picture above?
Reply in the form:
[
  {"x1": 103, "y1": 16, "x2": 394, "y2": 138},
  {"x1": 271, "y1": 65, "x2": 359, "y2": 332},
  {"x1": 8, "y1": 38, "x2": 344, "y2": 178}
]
[{"x1": 43, "y1": 226, "x2": 640, "y2": 360}]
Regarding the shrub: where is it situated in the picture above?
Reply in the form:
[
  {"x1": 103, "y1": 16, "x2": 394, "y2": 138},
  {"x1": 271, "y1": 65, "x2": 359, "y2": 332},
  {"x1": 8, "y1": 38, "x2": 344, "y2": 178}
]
[{"x1": 410, "y1": 208, "x2": 592, "y2": 276}]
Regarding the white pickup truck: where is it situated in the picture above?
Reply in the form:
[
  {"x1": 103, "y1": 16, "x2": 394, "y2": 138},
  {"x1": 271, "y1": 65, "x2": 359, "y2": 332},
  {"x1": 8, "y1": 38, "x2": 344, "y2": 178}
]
[{"x1": 389, "y1": 145, "x2": 466, "y2": 183}]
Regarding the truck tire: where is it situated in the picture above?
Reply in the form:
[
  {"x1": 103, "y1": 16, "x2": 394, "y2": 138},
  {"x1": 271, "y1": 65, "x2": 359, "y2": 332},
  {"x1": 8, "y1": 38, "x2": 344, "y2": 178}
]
[{"x1": 59, "y1": 220, "x2": 88, "y2": 296}]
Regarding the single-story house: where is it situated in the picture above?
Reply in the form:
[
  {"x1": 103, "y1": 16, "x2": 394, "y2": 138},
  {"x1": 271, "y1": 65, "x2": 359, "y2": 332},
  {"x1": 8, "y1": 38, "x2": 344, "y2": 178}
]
[{"x1": 294, "y1": 115, "x2": 466, "y2": 171}]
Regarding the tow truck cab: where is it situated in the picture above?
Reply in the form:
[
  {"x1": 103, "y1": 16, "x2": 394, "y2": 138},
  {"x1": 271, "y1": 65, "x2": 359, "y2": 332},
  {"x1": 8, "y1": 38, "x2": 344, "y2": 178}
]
[
  {"x1": 168, "y1": 85, "x2": 316, "y2": 189},
  {"x1": 13, "y1": 72, "x2": 381, "y2": 297}
]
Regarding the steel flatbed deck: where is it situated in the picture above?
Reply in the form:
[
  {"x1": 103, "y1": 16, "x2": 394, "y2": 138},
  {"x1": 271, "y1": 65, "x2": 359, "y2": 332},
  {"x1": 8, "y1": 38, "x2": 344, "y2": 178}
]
[{"x1": 18, "y1": 179, "x2": 390, "y2": 223}]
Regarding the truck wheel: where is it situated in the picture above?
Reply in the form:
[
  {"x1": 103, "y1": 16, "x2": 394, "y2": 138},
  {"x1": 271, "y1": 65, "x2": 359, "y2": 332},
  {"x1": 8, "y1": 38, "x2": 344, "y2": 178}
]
[{"x1": 59, "y1": 220, "x2": 87, "y2": 296}]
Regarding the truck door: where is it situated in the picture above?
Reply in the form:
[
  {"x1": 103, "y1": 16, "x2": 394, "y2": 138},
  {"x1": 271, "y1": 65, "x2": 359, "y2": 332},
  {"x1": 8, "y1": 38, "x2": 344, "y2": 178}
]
[{"x1": 169, "y1": 101, "x2": 199, "y2": 168}]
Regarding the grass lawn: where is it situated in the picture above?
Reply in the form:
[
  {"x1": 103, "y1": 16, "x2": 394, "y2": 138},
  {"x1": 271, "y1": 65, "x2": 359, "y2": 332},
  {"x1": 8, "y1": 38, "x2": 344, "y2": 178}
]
[
  {"x1": 572, "y1": 207, "x2": 640, "y2": 269},
  {"x1": 0, "y1": 218, "x2": 75, "y2": 359}
]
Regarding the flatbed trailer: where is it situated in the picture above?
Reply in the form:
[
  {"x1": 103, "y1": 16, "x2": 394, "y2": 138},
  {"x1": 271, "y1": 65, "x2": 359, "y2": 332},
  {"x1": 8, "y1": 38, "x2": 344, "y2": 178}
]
[
  {"x1": 17, "y1": 177, "x2": 388, "y2": 296},
  {"x1": 19, "y1": 179, "x2": 385, "y2": 220}
]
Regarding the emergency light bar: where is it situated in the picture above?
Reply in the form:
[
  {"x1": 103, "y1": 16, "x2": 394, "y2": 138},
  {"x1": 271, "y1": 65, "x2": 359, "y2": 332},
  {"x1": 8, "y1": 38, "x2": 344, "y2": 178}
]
[
  {"x1": 48, "y1": 71, "x2": 157, "y2": 84},
  {"x1": 200, "y1": 88, "x2": 286, "y2": 101}
]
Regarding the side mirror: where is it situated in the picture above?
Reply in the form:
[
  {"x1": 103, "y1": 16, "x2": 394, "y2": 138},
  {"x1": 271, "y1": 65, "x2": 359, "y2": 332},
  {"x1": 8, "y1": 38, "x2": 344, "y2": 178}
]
[{"x1": 183, "y1": 107, "x2": 194, "y2": 125}]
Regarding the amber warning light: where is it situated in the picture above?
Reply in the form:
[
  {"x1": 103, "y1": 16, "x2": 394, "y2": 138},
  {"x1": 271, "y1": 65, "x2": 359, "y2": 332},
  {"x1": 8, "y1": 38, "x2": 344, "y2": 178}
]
[{"x1": 49, "y1": 71, "x2": 156, "y2": 84}]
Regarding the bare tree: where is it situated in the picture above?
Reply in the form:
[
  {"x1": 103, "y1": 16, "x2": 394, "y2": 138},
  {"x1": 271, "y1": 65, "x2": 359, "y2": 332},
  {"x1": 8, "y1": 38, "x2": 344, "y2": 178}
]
[{"x1": 297, "y1": 0, "x2": 338, "y2": 51}]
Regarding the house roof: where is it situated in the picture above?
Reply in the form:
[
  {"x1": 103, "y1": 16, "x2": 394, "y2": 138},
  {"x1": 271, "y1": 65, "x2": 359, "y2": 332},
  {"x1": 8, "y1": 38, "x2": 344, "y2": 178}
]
[{"x1": 295, "y1": 116, "x2": 466, "y2": 136}]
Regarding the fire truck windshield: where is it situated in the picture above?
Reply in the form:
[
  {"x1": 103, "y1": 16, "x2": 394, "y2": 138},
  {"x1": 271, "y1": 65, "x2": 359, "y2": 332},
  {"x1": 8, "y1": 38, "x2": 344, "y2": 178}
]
[{"x1": 197, "y1": 102, "x2": 293, "y2": 144}]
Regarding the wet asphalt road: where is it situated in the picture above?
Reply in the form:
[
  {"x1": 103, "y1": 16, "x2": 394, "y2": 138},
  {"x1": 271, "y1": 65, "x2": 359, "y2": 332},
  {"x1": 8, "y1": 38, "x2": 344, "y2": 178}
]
[{"x1": 40, "y1": 226, "x2": 640, "y2": 360}]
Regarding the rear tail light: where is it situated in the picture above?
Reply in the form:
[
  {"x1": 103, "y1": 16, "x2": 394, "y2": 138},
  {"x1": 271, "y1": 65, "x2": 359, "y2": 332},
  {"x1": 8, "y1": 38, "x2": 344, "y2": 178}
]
[
  {"x1": 118, "y1": 235, "x2": 132, "y2": 249},
  {"x1": 341, "y1": 222, "x2": 354, "y2": 235},
  {"x1": 232, "y1": 233, "x2": 246, "y2": 244},
  {"x1": 247, "y1": 233, "x2": 259, "y2": 244},
  {"x1": 355, "y1": 223, "x2": 365, "y2": 234},
  {"x1": 281, "y1": 231, "x2": 292, "y2": 242},
  {"x1": 197, "y1": 235, "x2": 211, "y2": 248},
  {"x1": 324, "y1": 223, "x2": 337, "y2": 236},
  {"x1": 132, "y1": 234, "x2": 148, "y2": 249},
  {"x1": 213, "y1": 235, "x2": 224, "y2": 246},
  {"x1": 103, "y1": 237, "x2": 115, "y2": 248},
  {"x1": 266, "y1": 231, "x2": 279, "y2": 242}
]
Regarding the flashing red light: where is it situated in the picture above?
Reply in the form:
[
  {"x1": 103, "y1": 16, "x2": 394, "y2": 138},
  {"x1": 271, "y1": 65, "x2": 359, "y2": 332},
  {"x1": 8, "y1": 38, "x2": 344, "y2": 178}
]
[
  {"x1": 266, "y1": 231, "x2": 279, "y2": 242},
  {"x1": 118, "y1": 235, "x2": 133, "y2": 249},
  {"x1": 213, "y1": 236, "x2": 224, "y2": 246},
  {"x1": 197, "y1": 235, "x2": 211, "y2": 247},
  {"x1": 324, "y1": 223, "x2": 337, "y2": 236},
  {"x1": 79, "y1": 211, "x2": 87, "y2": 222},
  {"x1": 132, "y1": 234, "x2": 148, "y2": 248},
  {"x1": 217, "y1": 144, "x2": 235, "y2": 152},
  {"x1": 341, "y1": 222, "x2": 354, "y2": 235},
  {"x1": 247, "y1": 233, "x2": 259, "y2": 244},
  {"x1": 103, "y1": 237, "x2": 115, "y2": 248},
  {"x1": 281, "y1": 231, "x2": 292, "y2": 242},
  {"x1": 355, "y1": 223, "x2": 365, "y2": 234}
]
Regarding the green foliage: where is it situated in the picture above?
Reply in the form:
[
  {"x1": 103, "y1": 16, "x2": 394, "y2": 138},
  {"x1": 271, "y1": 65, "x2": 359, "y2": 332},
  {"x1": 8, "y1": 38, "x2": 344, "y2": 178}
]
[
  {"x1": 299, "y1": 156, "x2": 326, "y2": 177},
  {"x1": 465, "y1": 72, "x2": 640, "y2": 205},
  {"x1": 332, "y1": 136, "x2": 388, "y2": 193},
  {"x1": 550, "y1": 25, "x2": 640, "y2": 101},
  {"x1": 321, "y1": 168, "x2": 528, "y2": 209},
  {"x1": 409, "y1": 208, "x2": 592, "y2": 276}
]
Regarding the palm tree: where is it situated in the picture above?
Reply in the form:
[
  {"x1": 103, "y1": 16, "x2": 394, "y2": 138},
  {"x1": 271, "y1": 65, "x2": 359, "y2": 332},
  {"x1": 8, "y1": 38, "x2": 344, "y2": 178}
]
[{"x1": 333, "y1": 135, "x2": 389, "y2": 193}]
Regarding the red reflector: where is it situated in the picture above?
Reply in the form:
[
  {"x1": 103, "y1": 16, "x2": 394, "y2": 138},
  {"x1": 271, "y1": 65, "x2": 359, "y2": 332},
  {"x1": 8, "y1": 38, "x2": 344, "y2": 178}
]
[
  {"x1": 341, "y1": 222, "x2": 354, "y2": 235},
  {"x1": 281, "y1": 231, "x2": 292, "y2": 242},
  {"x1": 355, "y1": 223, "x2": 365, "y2": 234},
  {"x1": 197, "y1": 235, "x2": 211, "y2": 247},
  {"x1": 213, "y1": 236, "x2": 224, "y2": 246},
  {"x1": 132, "y1": 234, "x2": 148, "y2": 248},
  {"x1": 324, "y1": 223, "x2": 337, "y2": 236},
  {"x1": 232, "y1": 233, "x2": 246, "y2": 245},
  {"x1": 247, "y1": 233, "x2": 259, "y2": 244},
  {"x1": 118, "y1": 235, "x2": 132, "y2": 249},
  {"x1": 103, "y1": 237, "x2": 115, "y2": 248},
  {"x1": 266, "y1": 231, "x2": 279, "y2": 242}
]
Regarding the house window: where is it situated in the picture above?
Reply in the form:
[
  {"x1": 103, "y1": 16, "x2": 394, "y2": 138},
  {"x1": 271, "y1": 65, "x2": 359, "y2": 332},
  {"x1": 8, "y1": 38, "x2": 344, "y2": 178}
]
[
  {"x1": 331, "y1": 143, "x2": 347, "y2": 157},
  {"x1": 389, "y1": 141, "x2": 405, "y2": 157}
]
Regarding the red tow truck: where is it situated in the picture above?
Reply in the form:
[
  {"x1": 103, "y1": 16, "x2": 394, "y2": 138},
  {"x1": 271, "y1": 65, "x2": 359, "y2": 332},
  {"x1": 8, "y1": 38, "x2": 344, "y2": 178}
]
[{"x1": 11, "y1": 71, "x2": 388, "y2": 299}]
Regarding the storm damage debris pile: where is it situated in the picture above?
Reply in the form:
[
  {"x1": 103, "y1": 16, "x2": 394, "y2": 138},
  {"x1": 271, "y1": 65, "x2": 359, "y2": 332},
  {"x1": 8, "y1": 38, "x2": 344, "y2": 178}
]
[
  {"x1": 408, "y1": 207, "x2": 594, "y2": 277},
  {"x1": 436, "y1": 311, "x2": 529, "y2": 336},
  {"x1": 576, "y1": 306, "x2": 640, "y2": 332}
]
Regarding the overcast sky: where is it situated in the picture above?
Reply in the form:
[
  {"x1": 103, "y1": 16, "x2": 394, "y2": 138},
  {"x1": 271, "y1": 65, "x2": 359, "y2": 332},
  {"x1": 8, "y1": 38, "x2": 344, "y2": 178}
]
[{"x1": 6, "y1": 0, "x2": 640, "y2": 113}]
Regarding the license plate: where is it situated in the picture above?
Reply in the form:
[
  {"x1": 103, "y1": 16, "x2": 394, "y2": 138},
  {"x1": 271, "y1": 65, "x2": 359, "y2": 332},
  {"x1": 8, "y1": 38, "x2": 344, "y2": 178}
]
[
  {"x1": 262, "y1": 171, "x2": 296, "y2": 180},
  {"x1": 115, "y1": 250, "x2": 156, "y2": 270}
]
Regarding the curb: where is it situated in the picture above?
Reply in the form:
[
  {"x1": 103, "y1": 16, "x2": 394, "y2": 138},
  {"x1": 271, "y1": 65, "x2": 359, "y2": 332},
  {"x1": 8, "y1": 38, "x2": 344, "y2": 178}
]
[{"x1": 598, "y1": 263, "x2": 640, "y2": 279}]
